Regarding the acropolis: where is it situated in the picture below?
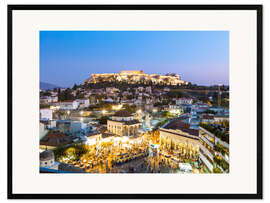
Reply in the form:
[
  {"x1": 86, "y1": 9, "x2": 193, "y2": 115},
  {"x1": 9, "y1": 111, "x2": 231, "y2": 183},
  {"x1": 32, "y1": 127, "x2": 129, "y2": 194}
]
[{"x1": 83, "y1": 70, "x2": 189, "y2": 86}]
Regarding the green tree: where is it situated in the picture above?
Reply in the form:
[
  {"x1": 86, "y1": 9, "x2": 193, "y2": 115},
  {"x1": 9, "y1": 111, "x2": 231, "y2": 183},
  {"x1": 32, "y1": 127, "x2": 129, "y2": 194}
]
[
  {"x1": 58, "y1": 88, "x2": 74, "y2": 101},
  {"x1": 161, "y1": 111, "x2": 173, "y2": 118},
  {"x1": 98, "y1": 116, "x2": 109, "y2": 125},
  {"x1": 40, "y1": 104, "x2": 50, "y2": 109},
  {"x1": 213, "y1": 167, "x2": 223, "y2": 173},
  {"x1": 123, "y1": 104, "x2": 136, "y2": 113},
  {"x1": 72, "y1": 83, "x2": 78, "y2": 90},
  {"x1": 53, "y1": 146, "x2": 67, "y2": 161}
]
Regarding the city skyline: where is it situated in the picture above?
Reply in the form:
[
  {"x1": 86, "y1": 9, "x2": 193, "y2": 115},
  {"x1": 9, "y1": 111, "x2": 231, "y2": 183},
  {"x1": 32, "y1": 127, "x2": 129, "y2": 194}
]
[{"x1": 40, "y1": 31, "x2": 229, "y2": 87}]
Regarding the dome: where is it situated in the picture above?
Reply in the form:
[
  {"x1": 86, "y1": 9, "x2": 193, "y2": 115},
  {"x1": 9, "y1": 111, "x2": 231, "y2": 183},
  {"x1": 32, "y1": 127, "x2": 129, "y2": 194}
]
[{"x1": 40, "y1": 150, "x2": 54, "y2": 161}]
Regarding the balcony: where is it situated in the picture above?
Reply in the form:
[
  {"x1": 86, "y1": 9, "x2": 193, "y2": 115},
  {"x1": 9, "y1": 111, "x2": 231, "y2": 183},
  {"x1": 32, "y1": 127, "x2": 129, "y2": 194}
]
[
  {"x1": 199, "y1": 142, "x2": 214, "y2": 160},
  {"x1": 199, "y1": 134, "x2": 214, "y2": 149},
  {"x1": 199, "y1": 153, "x2": 213, "y2": 172}
]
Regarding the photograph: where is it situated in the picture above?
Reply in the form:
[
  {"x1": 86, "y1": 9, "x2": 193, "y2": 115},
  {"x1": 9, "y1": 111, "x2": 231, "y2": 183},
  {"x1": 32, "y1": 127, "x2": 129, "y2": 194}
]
[
  {"x1": 8, "y1": 4, "x2": 262, "y2": 199},
  {"x1": 39, "y1": 31, "x2": 230, "y2": 174}
]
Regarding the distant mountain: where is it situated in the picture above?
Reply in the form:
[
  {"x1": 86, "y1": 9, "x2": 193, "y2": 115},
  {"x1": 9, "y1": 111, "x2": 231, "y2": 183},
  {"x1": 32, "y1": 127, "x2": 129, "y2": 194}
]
[{"x1": 40, "y1": 82, "x2": 61, "y2": 91}]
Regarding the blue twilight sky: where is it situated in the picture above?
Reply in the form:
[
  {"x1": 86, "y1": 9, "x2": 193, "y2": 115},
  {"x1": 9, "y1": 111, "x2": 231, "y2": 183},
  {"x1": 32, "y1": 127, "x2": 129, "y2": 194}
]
[{"x1": 40, "y1": 31, "x2": 229, "y2": 87}]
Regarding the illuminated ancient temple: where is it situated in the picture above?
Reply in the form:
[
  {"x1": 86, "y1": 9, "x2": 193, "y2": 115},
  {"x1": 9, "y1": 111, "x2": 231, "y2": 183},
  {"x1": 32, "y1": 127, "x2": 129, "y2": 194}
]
[{"x1": 83, "y1": 70, "x2": 189, "y2": 86}]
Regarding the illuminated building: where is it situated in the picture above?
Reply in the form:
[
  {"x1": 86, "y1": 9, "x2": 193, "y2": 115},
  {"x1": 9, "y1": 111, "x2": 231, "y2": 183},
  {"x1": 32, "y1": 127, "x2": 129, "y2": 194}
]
[
  {"x1": 40, "y1": 108, "x2": 53, "y2": 120},
  {"x1": 76, "y1": 98, "x2": 90, "y2": 108},
  {"x1": 168, "y1": 104, "x2": 184, "y2": 116},
  {"x1": 159, "y1": 120, "x2": 199, "y2": 157},
  {"x1": 85, "y1": 132, "x2": 102, "y2": 145},
  {"x1": 176, "y1": 98, "x2": 193, "y2": 105},
  {"x1": 56, "y1": 100, "x2": 79, "y2": 110},
  {"x1": 83, "y1": 70, "x2": 189, "y2": 86},
  {"x1": 107, "y1": 110, "x2": 142, "y2": 137}
]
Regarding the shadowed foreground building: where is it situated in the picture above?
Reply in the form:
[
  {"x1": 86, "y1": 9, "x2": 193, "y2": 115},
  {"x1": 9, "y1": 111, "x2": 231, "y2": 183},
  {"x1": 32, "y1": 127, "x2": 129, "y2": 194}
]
[
  {"x1": 40, "y1": 130, "x2": 73, "y2": 150},
  {"x1": 40, "y1": 149, "x2": 85, "y2": 173},
  {"x1": 40, "y1": 150, "x2": 59, "y2": 170}
]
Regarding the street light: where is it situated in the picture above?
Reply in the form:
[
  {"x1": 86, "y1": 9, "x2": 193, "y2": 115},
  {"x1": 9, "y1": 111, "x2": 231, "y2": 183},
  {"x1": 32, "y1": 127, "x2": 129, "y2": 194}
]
[
  {"x1": 80, "y1": 111, "x2": 84, "y2": 116},
  {"x1": 102, "y1": 110, "x2": 107, "y2": 114}
]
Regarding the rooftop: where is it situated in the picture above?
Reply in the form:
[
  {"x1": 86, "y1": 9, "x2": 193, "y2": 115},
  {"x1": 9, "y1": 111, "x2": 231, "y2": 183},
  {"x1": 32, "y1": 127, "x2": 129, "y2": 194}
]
[
  {"x1": 40, "y1": 150, "x2": 54, "y2": 161},
  {"x1": 113, "y1": 110, "x2": 133, "y2": 117},
  {"x1": 85, "y1": 131, "x2": 101, "y2": 137},
  {"x1": 40, "y1": 131, "x2": 73, "y2": 147},
  {"x1": 201, "y1": 114, "x2": 214, "y2": 119},
  {"x1": 108, "y1": 119, "x2": 141, "y2": 125},
  {"x1": 163, "y1": 119, "x2": 199, "y2": 137},
  {"x1": 58, "y1": 163, "x2": 85, "y2": 173}
]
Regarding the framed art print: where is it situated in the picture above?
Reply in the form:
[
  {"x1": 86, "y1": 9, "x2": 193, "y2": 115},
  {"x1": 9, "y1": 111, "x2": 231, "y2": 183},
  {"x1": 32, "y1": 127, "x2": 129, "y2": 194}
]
[{"x1": 8, "y1": 4, "x2": 263, "y2": 199}]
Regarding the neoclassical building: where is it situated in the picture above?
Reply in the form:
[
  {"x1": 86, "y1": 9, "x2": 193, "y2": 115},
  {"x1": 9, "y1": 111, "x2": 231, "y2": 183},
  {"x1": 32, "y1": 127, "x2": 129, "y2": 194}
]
[
  {"x1": 159, "y1": 120, "x2": 199, "y2": 157},
  {"x1": 107, "y1": 110, "x2": 142, "y2": 137}
]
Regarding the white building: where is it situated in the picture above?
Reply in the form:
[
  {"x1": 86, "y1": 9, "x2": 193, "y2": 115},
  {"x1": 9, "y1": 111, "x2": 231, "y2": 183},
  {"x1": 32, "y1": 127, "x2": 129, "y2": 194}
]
[
  {"x1": 40, "y1": 96, "x2": 58, "y2": 103},
  {"x1": 168, "y1": 105, "x2": 184, "y2": 116},
  {"x1": 40, "y1": 119, "x2": 57, "y2": 130},
  {"x1": 76, "y1": 99, "x2": 90, "y2": 108},
  {"x1": 51, "y1": 91, "x2": 58, "y2": 97},
  {"x1": 49, "y1": 96, "x2": 58, "y2": 103},
  {"x1": 40, "y1": 122, "x2": 48, "y2": 140},
  {"x1": 107, "y1": 110, "x2": 142, "y2": 137},
  {"x1": 58, "y1": 100, "x2": 79, "y2": 110},
  {"x1": 106, "y1": 87, "x2": 119, "y2": 94},
  {"x1": 176, "y1": 98, "x2": 193, "y2": 105},
  {"x1": 48, "y1": 120, "x2": 57, "y2": 128},
  {"x1": 104, "y1": 98, "x2": 114, "y2": 103},
  {"x1": 40, "y1": 109, "x2": 53, "y2": 120},
  {"x1": 163, "y1": 87, "x2": 170, "y2": 92},
  {"x1": 85, "y1": 132, "x2": 102, "y2": 145},
  {"x1": 145, "y1": 86, "x2": 152, "y2": 94}
]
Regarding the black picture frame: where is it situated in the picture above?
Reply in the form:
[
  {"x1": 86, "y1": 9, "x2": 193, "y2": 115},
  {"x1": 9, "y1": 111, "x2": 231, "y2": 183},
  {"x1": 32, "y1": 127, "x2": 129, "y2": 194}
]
[{"x1": 7, "y1": 4, "x2": 263, "y2": 199}]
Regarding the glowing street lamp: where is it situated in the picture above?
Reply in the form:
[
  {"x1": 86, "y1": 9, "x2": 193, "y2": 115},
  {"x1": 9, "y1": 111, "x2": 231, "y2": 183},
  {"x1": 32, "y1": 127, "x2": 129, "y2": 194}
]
[
  {"x1": 67, "y1": 110, "x2": 70, "y2": 115},
  {"x1": 80, "y1": 111, "x2": 84, "y2": 116},
  {"x1": 102, "y1": 110, "x2": 107, "y2": 114}
]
